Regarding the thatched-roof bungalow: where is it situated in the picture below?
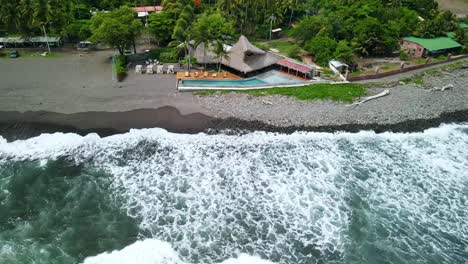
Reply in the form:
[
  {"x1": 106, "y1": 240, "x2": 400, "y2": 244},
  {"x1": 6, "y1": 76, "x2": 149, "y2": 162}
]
[{"x1": 190, "y1": 35, "x2": 281, "y2": 76}]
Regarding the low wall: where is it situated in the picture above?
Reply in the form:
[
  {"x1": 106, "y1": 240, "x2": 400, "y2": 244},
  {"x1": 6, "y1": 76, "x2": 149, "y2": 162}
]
[{"x1": 347, "y1": 55, "x2": 468, "y2": 82}]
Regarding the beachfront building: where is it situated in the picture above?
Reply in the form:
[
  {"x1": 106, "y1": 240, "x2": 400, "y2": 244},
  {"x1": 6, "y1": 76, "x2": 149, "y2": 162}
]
[
  {"x1": 0, "y1": 37, "x2": 61, "y2": 48},
  {"x1": 133, "y1": 6, "x2": 163, "y2": 19},
  {"x1": 190, "y1": 35, "x2": 316, "y2": 78},
  {"x1": 401, "y1": 37, "x2": 462, "y2": 58}
]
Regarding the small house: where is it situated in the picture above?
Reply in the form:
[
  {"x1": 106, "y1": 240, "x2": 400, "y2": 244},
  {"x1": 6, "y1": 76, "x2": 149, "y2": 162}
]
[
  {"x1": 133, "y1": 6, "x2": 163, "y2": 19},
  {"x1": 401, "y1": 37, "x2": 462, "y2": 58}
]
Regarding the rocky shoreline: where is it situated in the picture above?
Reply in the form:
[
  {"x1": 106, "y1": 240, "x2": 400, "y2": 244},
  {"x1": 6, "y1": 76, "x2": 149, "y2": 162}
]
[{"x1": 1, "y1": 107, "x2": 467, "y2": 142}]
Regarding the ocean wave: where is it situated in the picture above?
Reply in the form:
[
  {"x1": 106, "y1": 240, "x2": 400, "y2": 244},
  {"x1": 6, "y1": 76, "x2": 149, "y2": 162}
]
[
  {"x1": 82, "y1": 239, "x2": 274, "y2": 264},
  {"x1": 1, "y1": 123, "x2": 467, "y2": 263}
]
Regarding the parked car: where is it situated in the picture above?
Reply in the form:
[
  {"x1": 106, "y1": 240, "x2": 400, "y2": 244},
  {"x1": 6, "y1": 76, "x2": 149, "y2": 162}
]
[
  {"x1": 76, "y1": 41, "x2": 94, "y2": 51},
  {"x1": 9, "y1": 50, "x2": 19, "y2": 58}
]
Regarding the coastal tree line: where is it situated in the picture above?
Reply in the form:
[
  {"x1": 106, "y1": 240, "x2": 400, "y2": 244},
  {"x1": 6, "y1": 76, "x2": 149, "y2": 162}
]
[{"x1": 0, "y1": 0, "x2": 466, "y2": 65}]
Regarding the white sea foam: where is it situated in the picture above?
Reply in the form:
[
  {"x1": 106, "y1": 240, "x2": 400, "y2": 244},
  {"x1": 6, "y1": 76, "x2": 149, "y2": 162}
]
[
  {"x1": 1, "y1": 123, "x2": 468, "y2": 263},
  {"x1": 82, "y1": 239, "x2": 274, "y2": 264}
]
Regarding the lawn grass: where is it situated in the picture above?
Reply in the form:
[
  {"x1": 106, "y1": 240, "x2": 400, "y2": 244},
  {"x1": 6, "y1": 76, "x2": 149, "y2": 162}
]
[
  {"x1": 195, "y1": 83, "x2": 366, "y2": 102},
  {"x1": 255, "y1": 38, "x2": 304, "y2": 58}
]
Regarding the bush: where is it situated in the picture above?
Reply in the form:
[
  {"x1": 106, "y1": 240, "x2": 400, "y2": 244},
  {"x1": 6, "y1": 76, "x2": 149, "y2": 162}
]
[
  {"x1": 399, "y1": 50, "x2": 409, "y2": 61},
  {"x1": 181, "y1": 56, "x2": 197, "y2": 65},
  {"x1": 115, "y1": 55, "x2": 127, "y2": 82},
  {"x1": 287, "y1": 45, "x2": 302, "y2": 59},
  {"x1": 148, "y1": 47, "x2": 178, "y2": 62},
  {"x1": 305, "y1": 36, "x2": 338, "y2": 66}
]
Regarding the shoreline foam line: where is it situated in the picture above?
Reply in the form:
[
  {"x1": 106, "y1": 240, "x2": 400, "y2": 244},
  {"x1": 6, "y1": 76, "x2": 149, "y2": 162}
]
[{"x1": 0, "y1": 108, "x2": 468, "y2": 142}]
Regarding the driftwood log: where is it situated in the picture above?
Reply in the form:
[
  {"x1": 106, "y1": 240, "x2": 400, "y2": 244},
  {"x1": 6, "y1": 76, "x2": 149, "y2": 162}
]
[
  {"x1": 431, "y1": 84, "x2": 454, "y2": 92},
  {"x1": 350, "y1": 89, "x2": 390, "y2": 106}
]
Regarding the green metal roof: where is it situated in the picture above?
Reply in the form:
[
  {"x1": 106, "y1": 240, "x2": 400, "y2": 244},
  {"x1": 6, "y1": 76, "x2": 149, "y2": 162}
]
[{"x1": 403, "y1": 37, "x2": 462, "y2": 51}]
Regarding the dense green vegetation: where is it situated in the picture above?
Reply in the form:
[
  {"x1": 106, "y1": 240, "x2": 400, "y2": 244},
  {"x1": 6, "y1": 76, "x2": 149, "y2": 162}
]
[
  {"x1": 196, "y1": 83, "x2": 366, "y2": 102},
  {"x1": 114, "y1": 55, "x2": 127, "y2": 81},
  {"x1": 0, "y1": 0, "x2": 466, "y2": 65}
]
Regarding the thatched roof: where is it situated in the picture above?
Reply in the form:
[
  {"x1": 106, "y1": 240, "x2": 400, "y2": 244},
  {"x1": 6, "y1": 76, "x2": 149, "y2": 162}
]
[
  {"x1": 189, "y1": 42, "x2": 224, "y2": 64},
  {"x1": 190, "y1": 36, "x2": 280, "y2": 74}
]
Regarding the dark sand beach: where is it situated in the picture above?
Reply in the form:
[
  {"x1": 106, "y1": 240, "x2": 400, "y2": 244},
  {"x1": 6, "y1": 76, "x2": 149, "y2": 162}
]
[{"x1": 0, "y1": 50, "x2": 467, "y2": 139}]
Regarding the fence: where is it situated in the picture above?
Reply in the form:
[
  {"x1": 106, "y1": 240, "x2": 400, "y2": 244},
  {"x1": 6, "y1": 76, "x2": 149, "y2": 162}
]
[{"x1": 347, "y1": 55, "x2": 468, "y2": 82}]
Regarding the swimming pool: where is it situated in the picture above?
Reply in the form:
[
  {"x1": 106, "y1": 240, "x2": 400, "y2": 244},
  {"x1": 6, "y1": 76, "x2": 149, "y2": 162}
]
[
  {"x1": 180, "y1": 70, "x2": 304, "y2": 87},
  {"x1": 181, "y1": 78, "x2": 266, "y2": 87}
]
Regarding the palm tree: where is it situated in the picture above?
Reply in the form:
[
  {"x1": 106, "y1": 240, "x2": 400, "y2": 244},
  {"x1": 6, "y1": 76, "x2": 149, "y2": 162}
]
[{"x1": 212, "y1": 40, "x2": 230, "y2": 72}]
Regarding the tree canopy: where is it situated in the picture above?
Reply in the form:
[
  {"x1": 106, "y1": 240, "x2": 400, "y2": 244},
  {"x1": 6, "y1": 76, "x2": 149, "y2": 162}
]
[
  {"x1": 0, "y1": 0, "x2": 464, "y2": 67},
  {"x1": 89, "y1": 6, "x2": 143, "y2": 55}
]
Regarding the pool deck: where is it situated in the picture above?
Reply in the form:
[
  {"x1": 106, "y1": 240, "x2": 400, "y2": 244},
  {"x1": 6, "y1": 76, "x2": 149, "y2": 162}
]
[{"x1": 176, "y1": 71, "x2": 242, "y2": 80}]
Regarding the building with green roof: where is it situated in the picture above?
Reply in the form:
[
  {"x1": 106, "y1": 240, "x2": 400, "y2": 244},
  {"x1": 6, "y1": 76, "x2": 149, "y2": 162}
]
[{"x1": 401, "y1": 37, "x2": 462, "y2": 58}]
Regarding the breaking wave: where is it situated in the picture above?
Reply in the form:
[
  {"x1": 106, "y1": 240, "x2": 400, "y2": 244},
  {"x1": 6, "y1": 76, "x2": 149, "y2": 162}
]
[{"x1": 1, "y1": 124, "x2": 467, "y2": 264}]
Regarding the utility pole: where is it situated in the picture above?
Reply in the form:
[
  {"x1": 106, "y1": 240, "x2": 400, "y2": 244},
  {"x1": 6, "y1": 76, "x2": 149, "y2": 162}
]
[{"x1": 42, "y1": 23, "x2": 51, "y2": 54}]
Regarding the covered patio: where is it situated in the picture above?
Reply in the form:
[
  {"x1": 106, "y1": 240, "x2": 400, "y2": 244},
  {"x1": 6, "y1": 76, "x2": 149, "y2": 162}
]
[{"x1": 276, "y1": 59, "x2": 316, "y2": 79}]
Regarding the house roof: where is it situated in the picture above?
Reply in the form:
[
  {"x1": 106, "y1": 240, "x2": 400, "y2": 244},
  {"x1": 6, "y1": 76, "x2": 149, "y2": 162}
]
[
  {"x1": 403, "y1": 37, "x2": 462, "y2": 51},
  {"x1": 191, "y1": 36, "x2": 280, "y2": 74},
  {"x1": 277, "y1": 59, "x2": 315, "y2": 73},
  {"x1": 189, "y1": 42, "x2": 229, "y2": 64},
  {"x1": 231, "y1": 35, "x2": 266, "y2": 55},
  {"x1": 133, "y1": 6, "x2": 163, "y2": 12},
  {"x1": 224, "y1": 36, "x2": 280, "y2": 73}
]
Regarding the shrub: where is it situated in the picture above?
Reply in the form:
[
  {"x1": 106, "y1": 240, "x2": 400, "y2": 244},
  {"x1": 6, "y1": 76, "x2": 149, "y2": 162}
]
[
  {"x1": 287, "y1": 45, "x2": 302, "y2": 59},
  {"x1": 181, "y1": 56, "x2": 197, "y2": 65},
  {"x1": 399, "y1": 50, "x2": 409, "y2": 61},
  {"x1": 149, "y1": 47, "x2": 178, "y2": 62},
  {"x1": 115, "y1": 55, "x2": 127, "y2": 82}
]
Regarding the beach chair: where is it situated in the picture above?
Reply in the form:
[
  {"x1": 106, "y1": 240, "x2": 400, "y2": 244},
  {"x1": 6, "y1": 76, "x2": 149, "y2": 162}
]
[
  {"x1": 167, "y1": 65, "x2": 175, "y2": 74},
  {"x1": 194, "y1": 72, "x2": 199, "y2": 77},
  {"x1": 204, "y1": 72, "x2": 209, "y2": 77},
  {"x1": 135, "y1": 65, "x2": 142, "y2": 74},
  {"x1": 223, "y1": 71, "x2": 228, "y2": 78},
  {"x1": 212, "y1": 73, "x2": 217, "y2": 78},
  {"x1": 156, "y1": 65, "x2": 164, "y2": 74},
  {"x1": 185, "y1": 71, "x2": 190, "y2": 77},
  {"x1": 146, "y1": 64, "x2": 154, "y2": 74}
]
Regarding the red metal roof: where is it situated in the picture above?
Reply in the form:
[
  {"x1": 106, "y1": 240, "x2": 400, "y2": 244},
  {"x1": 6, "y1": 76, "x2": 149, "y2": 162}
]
[
  {"x1": 277, "y1": 59, "x2": 314, "y2": 73},
  {"x1": 133, "y1": 6, "x2": 163, "y2": 12}
]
